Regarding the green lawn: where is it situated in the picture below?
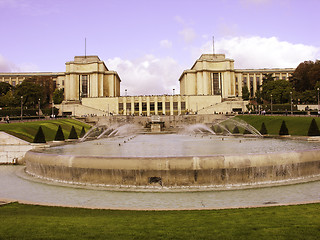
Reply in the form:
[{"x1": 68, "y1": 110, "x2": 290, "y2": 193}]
[
  {"x1": 0, "y1": 119, "x2": 91, "y2": 142},
  {"x1": 234, "y1": 115, "x2": 320, "y2": 136},
  {"x1": 0, "y1": 202, "x2": 319, "y2": 239}
]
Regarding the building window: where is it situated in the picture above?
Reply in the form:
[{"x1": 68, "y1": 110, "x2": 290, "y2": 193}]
[
  {"x1": 243, "y1": 77, "x2": 247, "y2": 86},
  {"x1": 126, "y1": 103, "x2": 131, "y2": 110},
  {"x1": 173, "y1": 102, "x2": 178, "y2": 110},
  {"x1": 250, "y1": 77, "x2": 254, "y2": 97},
  {"x1": 150, "y1": 102, "x2": 155, "y2": 111},
  {"x1": 256, "y1": 77, "x2": 260, "y2": 90},
  {"x1": 134, "y1": 102, "x2": 139, "y2": 112},
  {"x1": 165, "y1": 102, "x2": 170, "y2": 111},
  {"x1": 118, "y1": 103, "x2": 123, "y2": 111},
  {"x1": 212, "y1": 73, "x2": 220, "y2": 95},
  {"x1": 142, "y1": 102, "x2": 147, "y2": 112},
  {"x1": 158, "y1": 102, "x2": 162, "y2": 111},
  {"x1": 12, "y1": 81, "x2": 16, "y2": 86},
  {"x1": 181, "y1": 102, "x2": 186, "y2": 110},
  {"x1": 81, "y1": 75, "x2": 88, "y2": 97},
  {"x1": 235, "y1": 77, "x2": 238, "y2": 83},
  {"x1": 62, "y1": 80, "x2": 65, "y2": 86}
]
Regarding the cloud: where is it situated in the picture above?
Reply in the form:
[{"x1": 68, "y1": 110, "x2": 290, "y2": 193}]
[
  {"x1": 198, "y1": 36, "x2": 320, "y2": 69},
  {"x1": 179, "y1": 27, "x2": 196, "y2": 44},
  {"x1": 0, "y1": 54, "x2": 39, "y2": 72},
  {"x1": 106, "y1": 55, "x2": 183, "y2": 96},
  {"x1": 160, "y1": 39, "x2": 172, "y2": 49}
]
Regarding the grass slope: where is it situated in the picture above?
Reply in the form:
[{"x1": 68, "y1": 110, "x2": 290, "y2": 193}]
[
  {"x1": 0, "y1": 119, "x2": 91, "y2": 142},
  {"x1": 235, "y1": 115, "x2": 320, "y2": 136},
  {"x1": 0, "y1": 202, "x2": 319, "y2": 239}
]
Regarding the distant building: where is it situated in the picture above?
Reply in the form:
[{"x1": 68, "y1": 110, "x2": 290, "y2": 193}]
[{"x1": 0, "y1": 54, "x2": 294, "y2": 116}]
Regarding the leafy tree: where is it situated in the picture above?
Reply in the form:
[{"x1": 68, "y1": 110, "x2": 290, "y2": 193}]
[
  {"x1": 279, "y1": 120, "x2": 289, "y2": 135},
  {"x1": 54, "y1": 125, "x2": 65, "y2": 141},
  {"x1": 15, "y1": 81, "x2": 43, "y2": 108},
  {"x1": 259, "y1": 122, "x2": 268, "y2": 135},
  {"x1": 24, "y1": 76, "x2": 55, "y2": 105},
  {"x1": 290, "y1": 60, "x2": 320, "y2": 92},
  {"x1": 53, "y1": 88, "x2": 64, "y2": 104},
  {"x1": 242, "y1": 85, "x2": 250, "y2": 100},
  {"x1": 214, "y1": 125, "x2": 223, "y2": 134},
  {"x1": 79, "y1": 126, "x2": 86, "y2": 138},
  {"x1": 68, "y1": 126, "x2": 78, "y2": 139},
  {"x1": 0, "y1": 90, "x2": 19, "y2": 107},
  {"x1": 262, "y1": 73, "x2": 275, "y2": 85},
  {"x1": 0, "y1": 82, "x2": 13, "y2": 95},
  {"x1": 33, "y1": 126, "x2": 46, "y2": 143},
  {"x1": 261, "y1": 80, "x2": 292, "y2": 104},
  {"x1": 307, "y1": 119, "x2": 320, "y2": 136}
]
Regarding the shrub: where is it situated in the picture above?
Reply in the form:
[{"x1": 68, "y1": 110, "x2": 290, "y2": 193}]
[
  {"x1": 259, "y1": 122, "x2": 268, "y2": 135},
  {"x1": 54, "y1": 125, "x2": 65, "y2": 141},
  {"x1": 307, "y1": 118, "x2": 320, "y2": 136},
  {"x1": 233, "y1": 126, "x2": 240, "y2": 134},
  {"x1": 68, "y1": 126, "x2": 78, "y2": 139},
  {"x1": 33, "y1": 126, "x2": 46, "y2": 143},
  {"x1": 243, "y1": 129, "x2": 252, "y2": 134},
  {"x1": 279, "y1": 120, "x2": 289, "y2": 135},
  {"x1": 79, "y1": 126, "x2": 86, "y2": 138},
  {"x1": 214, "y1": 125, "x2": 222, "y2": 134}
]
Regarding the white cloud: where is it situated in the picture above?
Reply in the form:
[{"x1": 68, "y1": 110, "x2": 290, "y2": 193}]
[
  {"x1": 0, "y1": 54, "x2": 39, "y2": 72},
  {"x1": 198, "y1": 36, "x2": 320, "y2": 69},
  {"x1": 106, "y1": 55, "x2": 183, "y2": 96},
  {"x1": 179, "y1": 27, "x2": 196, "y2": 44},
  {"x1": 160, "y1": 39, "x2": 172, "y2": 49}
]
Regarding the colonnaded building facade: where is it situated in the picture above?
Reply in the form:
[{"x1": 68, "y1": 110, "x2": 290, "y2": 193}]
[{"x1": 0, "y1": 54, "x2": 294, "y2": 116}]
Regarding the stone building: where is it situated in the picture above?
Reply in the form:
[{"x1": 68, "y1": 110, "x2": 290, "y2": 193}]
[{"x1": 0, "y1": 54, "x2": 295, "y2": 116}]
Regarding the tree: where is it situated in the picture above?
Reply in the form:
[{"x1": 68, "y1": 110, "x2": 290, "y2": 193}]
[
  {"x1": 243, "y1": 129, "x2": 252, "y2": 134},
  {"x1": 242, "y1": 86, "x2": 250, "y2": 100},
  {"x1": 54, "y1": 125, "x2": 65, "y2": 141},
  {"x1": 53, "y1": 88, "x2": 64, "y2": 104},
  {"x1": 79, "y1": 126, "x2": 86, "y2": 138},
  {"x1": 0, "y1": 82, "x2": 13, "y2": 95},
  {"x1": 33, "y1": 126, "x2": 46, "y2": 143},
  {"x1": 262, "y1": 73, "x2": 275, "y2": 85},
  {"x1": 261, "y1": 80, "x2": 292, "y2": 104},
  {"x1": 307, "y1": 119, "x2": 320, "y2": 136},
  {"x1": 233, "y1": 126, "x2": 240, "y2": 134},
  {"x1": 259, "y1": 122, "x2": 268, "y2": 135},
  {"x1": 15, "y1": 81, "x2": 43, "y2": 108},
  {"x1": 279, "y1": 120, "x2": 289, "y2": 135},
  {"x1": 24, "y1": 76, "x2": 55, "y2": 105},
  {"x1": 290, "y1": 60, "x2": 320, "y2": 92},
  {"x1": 68, "y1": 126, "x2": 78, "y2": 139}
]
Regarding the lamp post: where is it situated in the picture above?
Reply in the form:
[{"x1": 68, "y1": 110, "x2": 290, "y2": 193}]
[
  {"x1": 125, "y1": 89, "x2": 127, "y2": 96},
  {"x1": 173, "y1": 89, "x2": 175, "y2": 95},
  {"x1": 20, "y1": 96, "x2": 23, "y2": 121},
  {"x1": 270, "y1": 94, "x2": 273, "y2": 115},
  {"x1": 38, "y1": 98, "x2": 41, "y2": 119},
  {"x1": 290, "y1": 91, "x2": 293, "y2": 115},
  {"x1": 51, "y1": 101, "x2": 54, "y2": 118}
]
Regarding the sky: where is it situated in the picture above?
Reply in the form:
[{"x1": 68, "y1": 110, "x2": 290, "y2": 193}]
[{"x1": 0, "y1": 0, "x2": 320, "y2": 95}]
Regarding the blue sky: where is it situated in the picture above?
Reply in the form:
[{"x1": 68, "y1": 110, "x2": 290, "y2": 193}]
[{"x1": 0, "y1": 0, "x2": 319, "y2": 95}]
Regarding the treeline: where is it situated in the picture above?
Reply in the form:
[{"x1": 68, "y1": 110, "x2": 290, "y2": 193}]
[{"x1": 242, "y1": 60, "x2": 320, "y2": 105}]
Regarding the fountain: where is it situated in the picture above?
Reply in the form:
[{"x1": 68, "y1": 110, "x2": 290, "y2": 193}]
[{"x1": 23, "y1": 119, "x2": 320, "y2": 191}]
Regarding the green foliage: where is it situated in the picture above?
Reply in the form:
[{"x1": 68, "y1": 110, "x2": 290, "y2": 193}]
[
  {"x1": 290, "y1": 60, "x2": 320, "y2": 92},
  {"x1": 1, "y1": 202, "x2": 320, "y2": 240},
  {"x1": 213, "y1": 125, "x2": 222, "y2": 133},
  {"x1": 0, "y1": 82, "x2": 13, "y2": 95},
  {"x1": 307, "y1": 118, "x2": 320, "y2": 136},
  {"x1": 53, "y1": 88, "x2": 64, "y2": 104},
  {"x1": 15, "y1": 81, "x2": 43, "y2": 108},
  {"x1": 68, "y1": 125, "x2": 78, "y2": 139},
  {"x1": 242, "y1": 85, "x2": 250, "y2": 100},
  {"x1": 54, "y1": 125, "x2": 65, "y2": 141},
  {"x1": 259, "y1": 122, "x2": 268, "y2": 135},
  {"x1": 233, "y1": 126, "x2": 240, "y2": 134},
  {"x1": 261, "y1": 80, "x2": 293, "y2": 104},
  {"x1": 33, "y1": 126, "x2": 46, "y2": 143},
  {"x1": 279, "y1": 120, "x2": 289, "y2": 135},
  {"x1": 79, "y1": 126, "x2": 86, "y2": 138}
]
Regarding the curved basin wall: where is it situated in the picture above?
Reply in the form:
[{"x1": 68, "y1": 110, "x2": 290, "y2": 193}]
[{"x1": 24, "y1": 149, "x2": 320, "y2": 188}]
